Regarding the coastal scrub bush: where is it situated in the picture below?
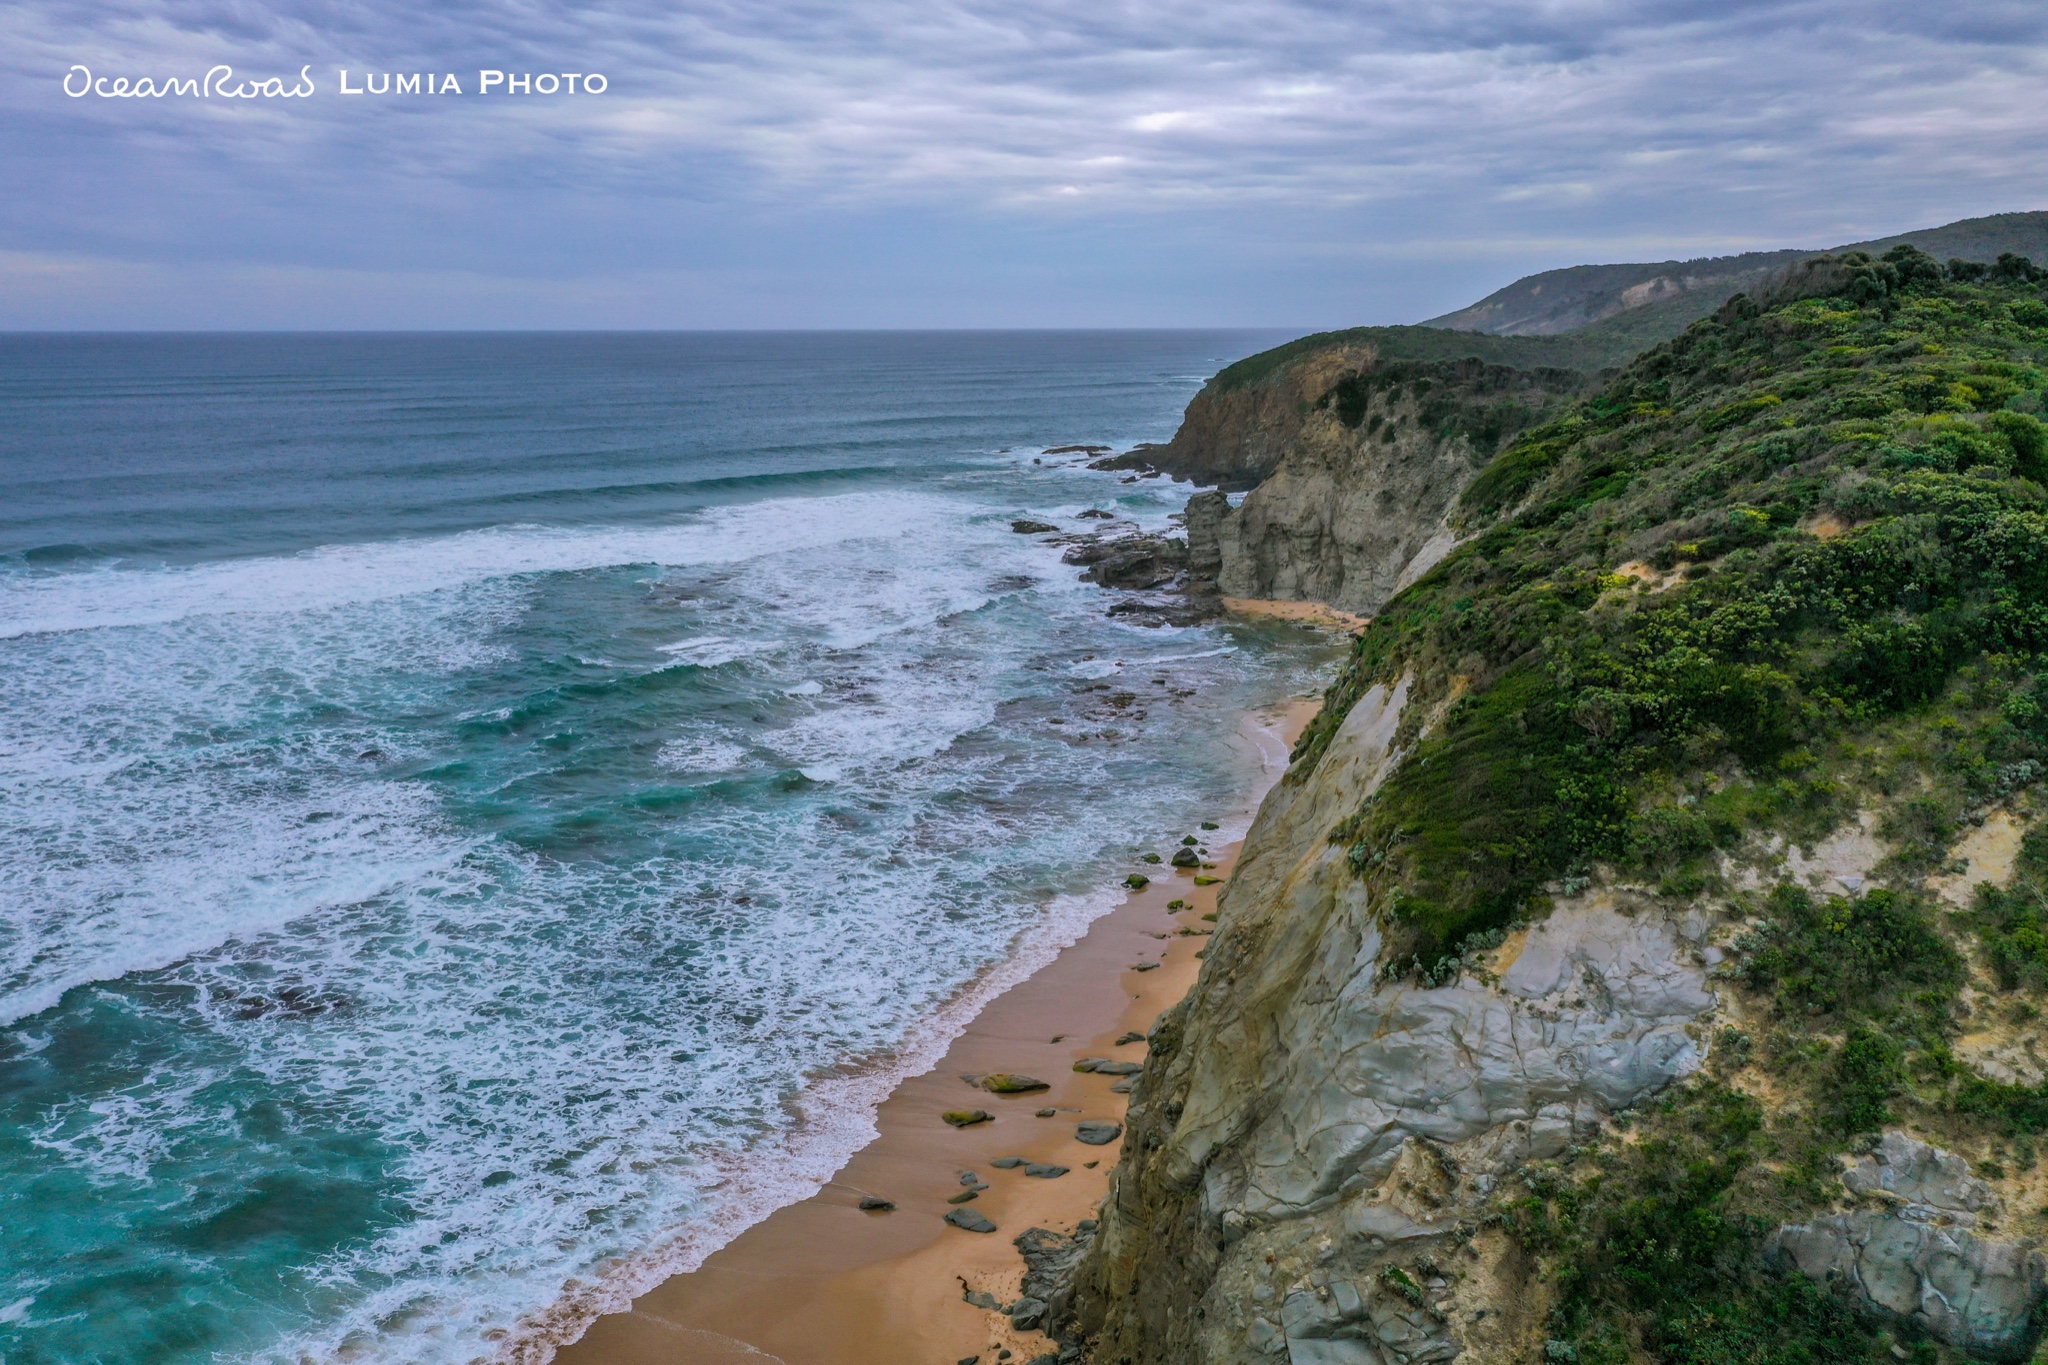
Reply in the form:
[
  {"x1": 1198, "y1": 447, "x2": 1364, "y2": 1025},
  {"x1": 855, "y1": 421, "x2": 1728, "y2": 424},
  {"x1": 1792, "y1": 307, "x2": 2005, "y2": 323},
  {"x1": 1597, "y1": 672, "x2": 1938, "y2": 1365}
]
[
  {"x1": 1311, "y1": 255, "x2": 2048, "y2": 958},
  {"x1": 1966, "y1": 824, "x2": 2048, "y2": 991},
  {"x1": 1508, "y1": 1083, "x2": 1902, "y2": 1365},
  {"x1": 1329, "y1": 246, "x2": 2048, "y2": 1365}
]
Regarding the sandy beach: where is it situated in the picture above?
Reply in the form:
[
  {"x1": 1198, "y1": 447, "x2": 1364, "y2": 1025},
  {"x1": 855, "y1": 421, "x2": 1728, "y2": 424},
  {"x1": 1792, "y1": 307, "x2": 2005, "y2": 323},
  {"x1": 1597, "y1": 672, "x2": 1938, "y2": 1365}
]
[
  {"x1": 553, "y1": 696, "x2": 1319, "y2": 1365},
  {"x1": 1219, "y1": 597, "x2": 1372, "y2": 634}
]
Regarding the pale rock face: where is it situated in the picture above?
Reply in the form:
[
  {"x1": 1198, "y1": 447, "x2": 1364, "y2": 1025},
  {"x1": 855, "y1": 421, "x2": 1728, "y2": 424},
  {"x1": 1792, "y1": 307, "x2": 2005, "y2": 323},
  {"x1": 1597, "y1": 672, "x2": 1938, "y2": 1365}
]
[
  {"x1": 1178, "y1": 360, "x2": 1581, "y2": 617},
  {"x1": 1183, "y1": 413, "x2": 1480, "y2": 617},
  {"x1": 1213, "y1": 902, "x2": 1714, "y2": 1222},
  {"x1": 1776, "y1": 1133, "x2": 2047, "y2": 1359},
  {"x1": 1063, "y1": 678, "x2": 1721, "y2": 1365},
  {"x1": 1273, "y1": 1273, "x2": 1462, "y2": 1365}
]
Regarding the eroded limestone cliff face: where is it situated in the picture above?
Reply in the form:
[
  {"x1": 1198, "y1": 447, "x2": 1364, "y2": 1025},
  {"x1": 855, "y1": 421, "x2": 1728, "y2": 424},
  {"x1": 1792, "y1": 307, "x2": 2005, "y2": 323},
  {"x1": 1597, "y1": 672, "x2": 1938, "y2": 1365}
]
[
  {"x1": 1175, "y1": 356, "x2": 1583, "y2": 616},
  {"x1": 1051, "y1": 682, "x2": 1720, "y2": 1365},
  {"x1": 1048, "y1": 680, "x2": 2048, "y2": 1365}
]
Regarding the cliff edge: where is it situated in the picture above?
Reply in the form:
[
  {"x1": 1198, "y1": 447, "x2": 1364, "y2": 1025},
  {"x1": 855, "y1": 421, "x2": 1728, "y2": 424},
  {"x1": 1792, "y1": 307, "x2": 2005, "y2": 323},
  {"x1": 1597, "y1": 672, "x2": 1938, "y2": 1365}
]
[{"x1": 1044, "y1": 248, "x2": 2048, "y2": 1365}]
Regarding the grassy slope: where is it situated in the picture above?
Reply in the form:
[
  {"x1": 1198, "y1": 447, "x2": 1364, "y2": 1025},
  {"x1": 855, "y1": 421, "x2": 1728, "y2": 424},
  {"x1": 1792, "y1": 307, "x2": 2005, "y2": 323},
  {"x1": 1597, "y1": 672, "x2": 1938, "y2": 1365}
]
[{"x1": 1291, "y1": 249, "x2": 2048, "y2": 1364}]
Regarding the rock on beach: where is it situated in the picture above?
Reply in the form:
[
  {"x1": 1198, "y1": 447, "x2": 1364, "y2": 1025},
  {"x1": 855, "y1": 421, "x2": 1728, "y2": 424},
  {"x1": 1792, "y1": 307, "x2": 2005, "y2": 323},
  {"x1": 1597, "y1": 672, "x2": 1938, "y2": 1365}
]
[{"x1": 945, "y1": 1207, "x2": 999, "y2": 1233}]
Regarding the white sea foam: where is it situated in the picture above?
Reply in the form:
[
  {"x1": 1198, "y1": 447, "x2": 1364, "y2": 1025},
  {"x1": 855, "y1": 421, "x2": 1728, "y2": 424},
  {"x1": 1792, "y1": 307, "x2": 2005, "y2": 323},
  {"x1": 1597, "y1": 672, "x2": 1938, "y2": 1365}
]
[
  {"x1": 0, "y1": 472, "x2": 1334, "y2": 1365},
  {"x1": 0, "y1": 491, "x2": 960, "y2": 641},
  {"x1": 656, "y1": 737, "x2": 753, "y2": 774}
]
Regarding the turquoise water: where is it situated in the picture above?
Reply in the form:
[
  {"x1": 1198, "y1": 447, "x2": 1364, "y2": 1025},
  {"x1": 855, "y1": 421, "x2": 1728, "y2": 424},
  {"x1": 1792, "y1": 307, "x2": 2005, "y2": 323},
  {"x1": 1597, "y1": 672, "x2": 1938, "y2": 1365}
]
[{"x1": 0, "y1": 332, "x2": 1333, "y2": 1364}]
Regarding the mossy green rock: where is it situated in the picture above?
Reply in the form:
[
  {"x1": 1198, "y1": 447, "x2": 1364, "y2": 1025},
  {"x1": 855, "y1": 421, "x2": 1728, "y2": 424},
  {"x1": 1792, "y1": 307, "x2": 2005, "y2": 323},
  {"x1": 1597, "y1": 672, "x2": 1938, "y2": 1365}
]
[
  {"x1": 980, "y1": 1073, "x2": 1050, "y2": 1094},
  {"x1": 941, "y1": 1109, "x2": 991, "y2": 1127}
]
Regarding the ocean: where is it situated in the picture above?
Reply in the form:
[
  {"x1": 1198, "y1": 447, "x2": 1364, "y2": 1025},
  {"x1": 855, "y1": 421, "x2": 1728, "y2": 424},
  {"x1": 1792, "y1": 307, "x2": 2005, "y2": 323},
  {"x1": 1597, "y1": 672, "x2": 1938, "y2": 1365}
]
[{"x1": 0, "y1": 331, "x2": 1336, "y2": 1365}]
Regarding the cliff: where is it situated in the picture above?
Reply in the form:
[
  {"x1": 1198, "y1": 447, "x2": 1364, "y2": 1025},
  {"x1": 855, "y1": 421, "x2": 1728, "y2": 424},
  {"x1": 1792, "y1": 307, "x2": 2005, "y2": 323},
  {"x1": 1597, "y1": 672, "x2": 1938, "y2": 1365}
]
[
  {"x1": 1180, "y1": 357, "x2": 1585, "y2": 616},
  {"x1": 1045, "y1": 248, "x2": 2048, "y2": 1365}
]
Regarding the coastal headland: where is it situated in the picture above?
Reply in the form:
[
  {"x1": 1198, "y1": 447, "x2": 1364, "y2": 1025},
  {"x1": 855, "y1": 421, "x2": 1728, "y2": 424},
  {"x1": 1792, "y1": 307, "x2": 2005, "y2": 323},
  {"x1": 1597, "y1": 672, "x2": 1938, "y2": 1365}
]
[{"x1": 568, "y1": 215, "x2": 2048, "y2": 1365}]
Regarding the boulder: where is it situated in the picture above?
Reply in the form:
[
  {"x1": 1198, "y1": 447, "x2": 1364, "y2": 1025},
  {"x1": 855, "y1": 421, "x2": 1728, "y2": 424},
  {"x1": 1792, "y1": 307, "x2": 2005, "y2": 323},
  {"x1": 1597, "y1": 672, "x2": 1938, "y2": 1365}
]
[
  {"x1": 943, "y1": 1109, "x2": 993, "y2": 1127},
  {"x1": 983, "y1": 1073, "x2": 1052, "y2": 1094},
  {"x1": 1079, "y1": 536, "x2": 1189, "y2": 590},
  {"x1": 946, "y1": 1207, "x2": 999, "y2": 1233},
  {"x1": 1012, "y1": 519, "x2": 1060, "y2": 534},
  {"x1": 1276, "y1": 1273, "x2": 1460, "y2": 1365},
  {"x1": 1061, "y1": 540, "x2": 1119, "y2": 565},
  {"x1": 1076, "y1": 1121, "x2": 1123, "y2": 1146}
]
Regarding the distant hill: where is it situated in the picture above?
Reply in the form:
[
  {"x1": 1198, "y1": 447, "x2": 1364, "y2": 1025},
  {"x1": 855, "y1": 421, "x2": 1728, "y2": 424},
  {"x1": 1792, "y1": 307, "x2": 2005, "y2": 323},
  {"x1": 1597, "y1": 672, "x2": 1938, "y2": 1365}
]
[{"x1": 1421, "y1": 210, "x2": 2048, "y2": 343}]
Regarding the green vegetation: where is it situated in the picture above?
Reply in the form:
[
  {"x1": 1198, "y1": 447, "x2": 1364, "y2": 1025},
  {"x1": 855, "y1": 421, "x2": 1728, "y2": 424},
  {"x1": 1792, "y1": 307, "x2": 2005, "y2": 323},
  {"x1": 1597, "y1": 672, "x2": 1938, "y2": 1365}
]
[
  {"x1": 1503, "y1": 1083, "x2": 1923, "y2": 1365},
  {"x1": 1301, "y1": 246, "x2": 2048, "y2": 962},
  {"x1": 1421, "y1": 212, "x2": 2048, "y2": 352},
  {"x1": 1967, "y1": 824, "x2": 2048, "y2": 991},
  {"x1": 1219, "y1": 218, "x2": 2048, "y2": 399},
  {"x1": 1501, "y1": 881, "x2": 1982, "y2": 1363},
  {"x1": 1497, "y1": 868, "x2": 2037, "y2": 1363},
  {"x1": 1206, "y1": 324, "x2": 1625, "y2": 394},
  {"x1": 1292, "y1": 246, "x2": 2048, "y2": 1365},
  {"x1": 1317, "y1": 358, "x2": 1580, "y2": 465}
]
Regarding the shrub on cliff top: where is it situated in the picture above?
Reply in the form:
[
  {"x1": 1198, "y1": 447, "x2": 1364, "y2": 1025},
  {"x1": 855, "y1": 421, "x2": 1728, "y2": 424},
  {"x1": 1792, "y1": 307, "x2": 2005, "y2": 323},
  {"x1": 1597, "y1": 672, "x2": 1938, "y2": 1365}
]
[{"x1": 1306, "y1": 255, "x2": 2048, "y2": 961}]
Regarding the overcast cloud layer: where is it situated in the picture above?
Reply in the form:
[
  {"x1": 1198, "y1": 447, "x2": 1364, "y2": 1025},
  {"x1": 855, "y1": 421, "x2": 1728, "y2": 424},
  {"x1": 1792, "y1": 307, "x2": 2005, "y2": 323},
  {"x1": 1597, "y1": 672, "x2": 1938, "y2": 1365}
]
[{"x1": 3, "y1": 0, "x2": 2045, "y2": 327}]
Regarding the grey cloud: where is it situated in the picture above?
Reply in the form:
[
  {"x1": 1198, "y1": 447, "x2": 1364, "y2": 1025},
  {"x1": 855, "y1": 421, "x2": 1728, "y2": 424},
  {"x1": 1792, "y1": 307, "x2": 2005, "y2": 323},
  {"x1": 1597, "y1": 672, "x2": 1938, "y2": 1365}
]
[{"x1": 0, "y1": 0, "x2": 2042, "y2": 325}]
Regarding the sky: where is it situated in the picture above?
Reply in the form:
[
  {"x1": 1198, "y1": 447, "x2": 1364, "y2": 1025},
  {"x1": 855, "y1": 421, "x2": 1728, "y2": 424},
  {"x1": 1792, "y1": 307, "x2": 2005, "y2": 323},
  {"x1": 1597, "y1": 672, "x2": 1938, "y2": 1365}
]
[{"x1": 2, "y1": 0, "x2": 2045, "y2": 329}]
